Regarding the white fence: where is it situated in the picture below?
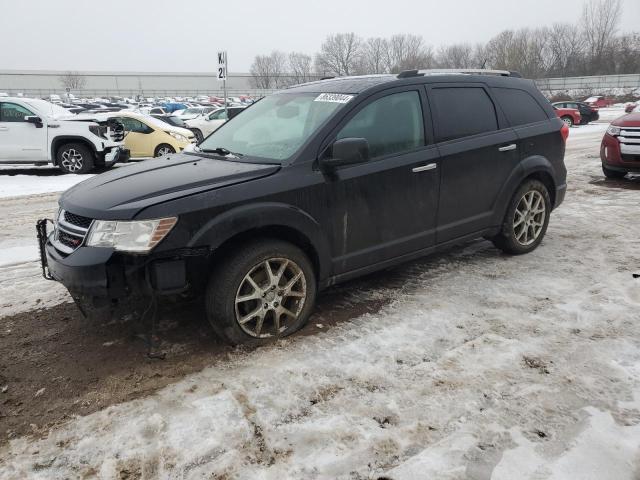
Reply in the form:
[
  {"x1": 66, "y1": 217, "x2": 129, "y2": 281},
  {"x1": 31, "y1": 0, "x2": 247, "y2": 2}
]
[
  {"x1": 1, "y1": 70, "x2": 639, "y2": 99},
  {"x1": 534, "y1": 74, "x2": 640, "y2": 95}
]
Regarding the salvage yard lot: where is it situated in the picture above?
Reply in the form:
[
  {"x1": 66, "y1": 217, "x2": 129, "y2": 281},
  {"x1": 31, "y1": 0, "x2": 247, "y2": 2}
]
[{"x1": 1, "y1": 120, "x2": 640, "y2": 478}]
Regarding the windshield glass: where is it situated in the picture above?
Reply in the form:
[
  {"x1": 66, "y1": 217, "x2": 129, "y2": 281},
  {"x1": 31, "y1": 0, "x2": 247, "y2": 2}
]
[
  {"x1": 198, "y1": 93, "x2": 350, "y2": 161},
  {"x1": 24, "y1": 99, "x2": 73, "y2": 118}
]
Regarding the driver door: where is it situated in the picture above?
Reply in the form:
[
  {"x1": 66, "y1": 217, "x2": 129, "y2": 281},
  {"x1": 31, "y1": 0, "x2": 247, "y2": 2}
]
[
  {"x1": 322, "y1": 88, "x2": 441, "y2": 275},
  {"x1": 0, "y1": 102, "x2": 47, "y2": 161}
]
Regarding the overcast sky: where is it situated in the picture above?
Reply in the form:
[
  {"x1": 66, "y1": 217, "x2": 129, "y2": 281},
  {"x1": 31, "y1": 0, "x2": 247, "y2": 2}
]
[{"x1": 3, "y1": 0, "x2": 639, "y2": 72}]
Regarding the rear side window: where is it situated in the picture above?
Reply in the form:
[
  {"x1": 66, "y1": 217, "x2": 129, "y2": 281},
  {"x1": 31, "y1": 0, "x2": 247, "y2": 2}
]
[
  {"x1": 492, "y1": 88, "x2": 548, "y2": 127},
  {"x1": 337, "y1": 90, "x2": 425, "y2": 158},
  {"x1": 430, "y1": 87, "x2": 498, "y2": 142}
]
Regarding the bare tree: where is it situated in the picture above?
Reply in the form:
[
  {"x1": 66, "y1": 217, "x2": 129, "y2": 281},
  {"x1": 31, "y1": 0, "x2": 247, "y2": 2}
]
[
  {"x1": 316, "y1": 33, "x2": 362, "y2": 76},
  {"x1": 250, "y1": 51, "x2": 289, "y2": 89},
  {"x1": 546, "y1": 23, "x2": 584, "y2": 76},
  {"x1": 288, "y1": 52, "x2": 314, "y2": 85},
  {"x1": 59, "y1": 71, "x2": 86, "y2": 91},
  {"x1": 386, "y1": 34, "x2": 433, "y2": 72},
  {"x1": 436, "y1": 43, "x2": 474, "y2": 68},
  {"x1": 360, "y1": 37, "x2": 389, "y2": 74},
  {"x1": 581, "y1": 0, "x2": 622, "y2": 74}
]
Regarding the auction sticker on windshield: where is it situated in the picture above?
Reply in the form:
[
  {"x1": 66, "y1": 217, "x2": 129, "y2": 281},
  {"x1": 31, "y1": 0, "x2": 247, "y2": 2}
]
[{"x1": 314, "y1": 93, "x2": 354, "y2": 103}]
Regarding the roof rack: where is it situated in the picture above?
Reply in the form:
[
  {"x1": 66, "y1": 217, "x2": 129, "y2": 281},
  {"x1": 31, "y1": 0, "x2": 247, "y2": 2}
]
[{"x1": 397, "y1": 69, "x2": 522, "y2": 78}]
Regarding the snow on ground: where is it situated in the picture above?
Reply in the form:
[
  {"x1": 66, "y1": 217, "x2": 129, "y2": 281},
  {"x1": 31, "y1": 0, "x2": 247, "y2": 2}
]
[
  {"x1": 1, "y1": 126, "x2": 640, "y2": 478},
  {"x1": 1, "y1": 123, "x2": 640, "y2": 479},
  {"x1": 0, "y1": 171, "x2": 94, "y2": 199},
  {"x1": 0, "y1": 193, "x2": 72, "y2": 316}
]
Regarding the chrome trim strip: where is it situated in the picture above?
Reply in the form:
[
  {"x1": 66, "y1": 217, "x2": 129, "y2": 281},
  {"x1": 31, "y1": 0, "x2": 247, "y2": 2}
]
[{"x1": 412, "y1": 163, "x2": 437, "y2": 173}]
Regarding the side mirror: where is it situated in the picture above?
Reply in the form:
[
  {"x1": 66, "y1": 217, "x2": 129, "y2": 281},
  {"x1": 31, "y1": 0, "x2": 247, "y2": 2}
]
[
  {"x1": 25, "y1": 116, "x2": 43, "y2": 128},
  {"x1": 320, "y1": 137, "x2": 370, "y2": 171}
]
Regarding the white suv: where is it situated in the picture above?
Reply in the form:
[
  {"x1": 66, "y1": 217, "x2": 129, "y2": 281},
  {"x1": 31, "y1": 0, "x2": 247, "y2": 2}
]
[
  {"x1": 0, "y1": 97, "x2": 126, "y2": 173},
  {"x1": 185, "y1": 106, "x2": 245, "y2": 142}
]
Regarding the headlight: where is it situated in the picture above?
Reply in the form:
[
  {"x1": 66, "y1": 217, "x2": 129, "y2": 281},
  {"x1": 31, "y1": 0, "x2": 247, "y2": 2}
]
[
  {"x1": 86, "y1": 217, "x2": 177, "y2": 253},
  {"x1": 606, "y1": 125, "x2": 621, "y2": 136},
  {"x1": 168, "y1": 132, "x2": 187, "y2": 142}
]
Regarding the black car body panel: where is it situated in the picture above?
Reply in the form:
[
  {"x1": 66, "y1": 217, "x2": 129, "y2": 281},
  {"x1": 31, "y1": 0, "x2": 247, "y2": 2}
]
[
  {"x1": 60, "y1": 155, "x2": 280, "y2": 219},
  {"x1": 43, "y1": 73, "x2": 567, "y2": 304}
]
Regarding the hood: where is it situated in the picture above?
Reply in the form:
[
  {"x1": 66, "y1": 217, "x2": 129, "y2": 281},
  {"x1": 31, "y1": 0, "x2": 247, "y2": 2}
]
[
  {"x1": 612, "y1": 113, "x2": 640, "y2": 127},
  {"x1": 60, "y1": 154, "x2": 280, "y2": 220},
  {"x1": 163, "y1": 125, "x2": 193, "y2": 137}
]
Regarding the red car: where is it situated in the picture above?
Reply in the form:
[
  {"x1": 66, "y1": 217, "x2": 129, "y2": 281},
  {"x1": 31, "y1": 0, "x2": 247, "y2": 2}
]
[
  {"x1": 600, "y1": 112, "x2": 640, "y2": 178},
  {"x1": 584, "y1": 96, "x2": 613, "y2": 108},
  {"x1": 554, "y1": 106, "x2": 581, "y2": 127}
]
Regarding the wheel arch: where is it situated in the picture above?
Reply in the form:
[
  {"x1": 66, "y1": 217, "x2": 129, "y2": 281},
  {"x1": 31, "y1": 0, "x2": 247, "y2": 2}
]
[
  {"x1": 493, "y1": 155, "x2": 558, "y2": 225},
  {"x1": 51, "y1": 136, "x2": 97, "y2": 165},
  {"x1": 189, "y1": 202, "x2": 332, "y2": 285}
]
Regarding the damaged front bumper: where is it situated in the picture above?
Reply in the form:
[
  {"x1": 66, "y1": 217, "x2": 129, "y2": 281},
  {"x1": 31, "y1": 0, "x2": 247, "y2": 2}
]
[{"x1": 36, "y1": 219, "x2": 208, "y2": 309}]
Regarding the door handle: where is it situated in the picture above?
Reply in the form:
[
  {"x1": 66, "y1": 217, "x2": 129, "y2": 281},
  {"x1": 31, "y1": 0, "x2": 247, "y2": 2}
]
[
  {"x1": 412, "y1": 163, "x2": 437, "y2": 173},
  {"x1": 498, "y1": 144, "x2": 517, "y2": 152},
  {"x1": 0, "y1": 126, "x2": 8, "y2": 131}
]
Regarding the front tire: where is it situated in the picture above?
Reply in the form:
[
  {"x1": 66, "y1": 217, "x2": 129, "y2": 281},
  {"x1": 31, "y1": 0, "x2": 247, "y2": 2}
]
[
  {"x1": 154, "y1": 144, "x2": 175, "y2": 157},
  {"x1": 192, "y1": 129, "x2": 204, "y2": 143},
  {"x1": 561, "y1": 116, "x2": 574, "y2": 127},
  {"x1": 205, "y1": 239, "x2": 317, "y2": 345},
  {"x1": 602, "y1": 165, "x2": 627, "y2": 179},
  {"x1": 56, "y1": 143, "x2": 94, "y2": 174},
  {"x1": 492, "y1": 180, "x2": 551, "y2": 255}
]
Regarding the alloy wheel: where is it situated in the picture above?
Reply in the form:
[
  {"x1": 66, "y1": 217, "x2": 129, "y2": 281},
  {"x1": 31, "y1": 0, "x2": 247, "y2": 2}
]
[
  {"x1": 156, "y1": 146, "x2": 173, "y2": 157},
  {"x1": 234, "y1": 258, "x2": 307, "y2": 338},
  {"x1": 60, "y1": 149, "x2": 84, "y2": 172},
  {"x1": 513, "y1": 190, "x2": 546, "y2": 246}
]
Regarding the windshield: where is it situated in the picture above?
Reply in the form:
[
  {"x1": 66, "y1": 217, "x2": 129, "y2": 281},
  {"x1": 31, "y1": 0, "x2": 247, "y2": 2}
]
[
  {"x1": 24, "y1": 99, "x2": 74, "y2": 118},
  {"x1": 198, "y1": 93, "x2": 350, "y2": 161},
  {"x1": 183, "y1": 108, "x2": 203, "y2": 115}
]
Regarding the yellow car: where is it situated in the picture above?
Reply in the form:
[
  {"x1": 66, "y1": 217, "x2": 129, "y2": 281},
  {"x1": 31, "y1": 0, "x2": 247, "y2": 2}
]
[{"x1": 110, "y1": 112, "x2": 195, "y2": 158}]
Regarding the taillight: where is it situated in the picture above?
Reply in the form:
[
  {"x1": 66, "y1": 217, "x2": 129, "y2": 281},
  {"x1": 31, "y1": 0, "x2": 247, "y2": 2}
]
[{"x1": 561, "y1": 123, "x2": 569, "y2": 142}]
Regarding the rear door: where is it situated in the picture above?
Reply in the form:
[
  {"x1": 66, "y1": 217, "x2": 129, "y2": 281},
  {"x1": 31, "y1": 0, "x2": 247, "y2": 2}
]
[
  {"x1": 491, "y1": 86, "x2": 562, "y2": 181},
  {"x1": 323, "y1": 87, "x2": 440, "y2": 274},
  {"x1": 427, "y1": 84, "x2": 519, "y2": 243},
  {"x1": 0, "y1": 102, "x2": 48, "y2": 161}
]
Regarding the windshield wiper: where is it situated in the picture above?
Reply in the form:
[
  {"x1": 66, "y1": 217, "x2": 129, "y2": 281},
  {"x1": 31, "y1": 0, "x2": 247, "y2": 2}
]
[{"x1": 199, "y1": 147, "x2": 243, "y2": 157}]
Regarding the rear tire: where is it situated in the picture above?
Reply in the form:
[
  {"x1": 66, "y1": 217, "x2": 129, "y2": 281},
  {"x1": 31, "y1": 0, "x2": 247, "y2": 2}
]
[
  {"x1": 561, "y1": 116, "x2": 574, "y2": 127},
  {"x1": 154, "y1": 144, "x2": 175, "y2": 157},
  {"x1": 492, "y1": 180, "x2": 551, "y2": 255},
  {"x1": 205, "y1": 239, "x2": 317, "y2": 345},
  {"x1": 56, "y1": 143, "x2": 94, "y2": 174},
  {"x1": 602, "y1": 165, "x2": 627, "y2": 179}
]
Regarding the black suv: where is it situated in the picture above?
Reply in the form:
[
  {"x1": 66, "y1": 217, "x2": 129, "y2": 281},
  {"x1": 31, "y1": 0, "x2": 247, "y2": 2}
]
[{"x1": 39, "y1": 70, "x2": 567, "y2": 345}]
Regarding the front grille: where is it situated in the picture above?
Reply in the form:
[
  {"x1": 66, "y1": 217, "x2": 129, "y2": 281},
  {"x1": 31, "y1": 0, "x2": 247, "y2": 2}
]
[
  {"x1": 58, "y1": 230, "x2": 85, "y2": 250},
  {"x1": 52, "y1": 209, "x2": 93, "y2": 254},
  {"x1": 64, "y1": 211, "x2": 92, "y2": 229}
]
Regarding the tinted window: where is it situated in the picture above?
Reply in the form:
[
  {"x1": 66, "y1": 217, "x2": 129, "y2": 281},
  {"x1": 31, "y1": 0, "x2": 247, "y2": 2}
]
[
  {"x1": 209, "y1": 110, "x2": 227, "y2": 120},
  {"x1": 430, "y1": 87, "x2": 497, "y2": 142},
  {"x1": 0, "y1": 102, "x2": 34, "y2": 122},
  {"x1": 337, "y1": 91, "x2": 424, "y2": 158},
  {"x1": 228, "y1": 108, "x2": 244, "y2": 119},
  {"x1": 492, "y1": 88, "x2": 548, "y2": 127}
]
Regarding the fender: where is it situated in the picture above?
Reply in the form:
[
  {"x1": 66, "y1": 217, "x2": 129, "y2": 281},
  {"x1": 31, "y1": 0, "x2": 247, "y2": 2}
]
[
  {"x1": 50, "y1": 135, "x2": 98, "y2": 164},
  {"x1": 188, "y1": 202, "x2": 332, "y2": 282},
  {"x1": 491, "y1": 155, "x2": 557, "y2": 226}
]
